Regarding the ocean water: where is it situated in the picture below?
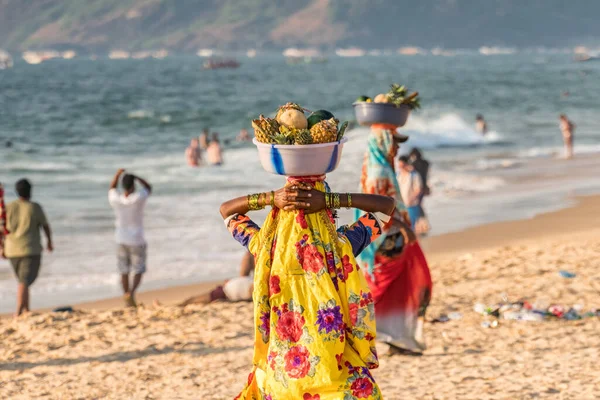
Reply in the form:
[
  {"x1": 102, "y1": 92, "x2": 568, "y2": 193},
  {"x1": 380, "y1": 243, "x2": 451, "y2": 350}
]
[{"x1": 1, "y1": 53, "x2": 600, "y2": 311}]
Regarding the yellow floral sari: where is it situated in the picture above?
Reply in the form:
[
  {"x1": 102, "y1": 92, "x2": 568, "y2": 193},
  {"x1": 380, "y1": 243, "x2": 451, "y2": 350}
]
[{"x1": 228, "y1": 176, "x2": 383, "y2": 400}]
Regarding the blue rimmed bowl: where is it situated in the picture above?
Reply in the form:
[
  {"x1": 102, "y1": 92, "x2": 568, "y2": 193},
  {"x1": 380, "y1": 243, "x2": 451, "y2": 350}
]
[
  {"x1": 353, "y1": 102, "x2": 411, "y2": 127},
  {"x1": 253, "y1": 137, "x2": 349, "y2": 176}
]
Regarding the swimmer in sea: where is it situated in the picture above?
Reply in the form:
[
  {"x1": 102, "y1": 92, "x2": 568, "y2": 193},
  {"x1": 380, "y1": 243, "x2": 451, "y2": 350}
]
[
  {"x1": 475, "y1": 114, "x2": 488, "y2": 136},
  {"x1": 559, "y1": 114, "x2": 575, "y2": 159}
]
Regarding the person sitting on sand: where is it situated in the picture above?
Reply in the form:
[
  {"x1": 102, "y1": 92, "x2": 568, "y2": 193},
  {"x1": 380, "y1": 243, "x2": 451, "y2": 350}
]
[
  {"x1": 185, "y1": 138, "x2": 201, "y2": 167},
  {"x1": 178, "y1": 251, "x2": 255, "y2": 306},
  {"x1": 221, "y1": 178, "x2": 396, "y2": 399},
  {"x1": 476, "y1": 114, "x2": 488, "y2": 136},
  {"x1": 199, "y1": 129, "x2": 209, "y2": 150},
  {"x1": 206, "y1": 134, "x2": 223, "y2": 166},
  {"x1": 2, "y1": 179, "x2": 53, "y2": 316},
  {"x1": 109, "y1": 169, "x2": 152, "y2": 307},
  {"x1": 559, "y1": 114, "x2": 575, "y2": 159}
]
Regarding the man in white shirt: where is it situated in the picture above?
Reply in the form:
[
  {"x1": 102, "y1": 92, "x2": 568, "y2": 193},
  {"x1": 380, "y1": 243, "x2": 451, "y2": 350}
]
[
  {"x1": 108, "y1": 169, "x2": 152, "y2": 307},
  {"x1": 397, "y1": 156, "x2": 423, "y2": 230}
]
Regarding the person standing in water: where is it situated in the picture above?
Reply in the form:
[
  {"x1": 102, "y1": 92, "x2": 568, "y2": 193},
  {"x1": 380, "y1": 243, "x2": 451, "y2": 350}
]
[
  {"x1": 397, "y1": 156, "x2": 424, "y2": 230},
  {"x1": 3, "y1": 179, "x2": 53, "y2": 316},
  {"x1": 475, "y1": 114, "x2": 488, "y2": 136},
  {"x1": 199, "y1": 128, "x2": 209, "y2": 150},
  {"x1": 559, "y1": 114, "x2": 575, "y2": 159},
  {"x1": 185, "y1": 138, "x2": 202, "y2": 167},
  {"x1": 409, "y1": 148, "x2": 431, "y2": 235},
  {"x1": 206, "y1": 133, "x2": 223, "y2": 166},
  {"x1": 109, "y1": 169, "x2": 152, "y2": 307}
]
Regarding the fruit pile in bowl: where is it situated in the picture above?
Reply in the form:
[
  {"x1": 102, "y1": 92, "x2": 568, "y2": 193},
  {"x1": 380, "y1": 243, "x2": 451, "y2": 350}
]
[
  {"x1": 353, "y1": 83, "x2": 420, "y2": 127},
  {"x1": 252, "y1": 103, "x2": 349, "y2": 176},
  {"x1": 252, "y1": 103, "x2": 348, "y2": 145}
]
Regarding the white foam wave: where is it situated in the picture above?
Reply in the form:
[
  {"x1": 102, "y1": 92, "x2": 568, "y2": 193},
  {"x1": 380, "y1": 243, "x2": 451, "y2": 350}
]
[{"x1": 399, "y1": 113, "x2": 504, "y2": 149}]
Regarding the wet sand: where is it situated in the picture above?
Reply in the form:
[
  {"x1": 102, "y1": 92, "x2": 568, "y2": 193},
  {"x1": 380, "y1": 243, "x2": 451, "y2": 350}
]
[{"x1": 1, "y1": 195, "x2": 599, "y2": 399}]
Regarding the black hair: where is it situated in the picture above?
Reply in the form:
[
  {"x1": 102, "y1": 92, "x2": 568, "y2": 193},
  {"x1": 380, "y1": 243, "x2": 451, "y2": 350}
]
[
  {"x1": 409, "y1": 148, "x2": 422, "y2": 159},
  {"x1": 122, "y1": 174, "x2": 135, "y2": 191},
  {"x1": 476, "y1": 114, "x2": 484, "y2": 120},
  {"x1": 16, "y1": 179, "x2": 32, "y2": 199},
  {"x1": 398, "y1": 155, "x2": 410, "y2": 164}
]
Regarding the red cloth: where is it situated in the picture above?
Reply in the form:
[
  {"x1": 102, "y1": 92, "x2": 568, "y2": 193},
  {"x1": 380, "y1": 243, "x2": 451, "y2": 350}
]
[{"x1": 364, "y1": 241, "x2": 432, "y2": 317}]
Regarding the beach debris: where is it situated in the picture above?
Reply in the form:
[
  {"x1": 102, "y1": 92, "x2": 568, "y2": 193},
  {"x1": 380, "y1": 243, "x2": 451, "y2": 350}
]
[
  {"x1": 558, "y1": 270, "x2": 576, "y2": 278},
  {"x1": 481, "y1": 320, "x2": 498, "y2": 329},
  {"x1": 474, "y1": 298, "x2": 599, "y2": 322},
  {"x1": 52, "y1": 306, "x2": 74, "y2": 313},
  {"x1": 430, "y1": 312, "x2": 462, "y2": 323}
]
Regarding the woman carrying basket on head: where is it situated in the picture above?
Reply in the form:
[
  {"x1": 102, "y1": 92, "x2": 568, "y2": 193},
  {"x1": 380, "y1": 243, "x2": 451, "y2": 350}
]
[
  {"x1": 221, "y1": 177, "x2": 395, "y2": 400},
  {"x1": 355, "y1": 125, "x2": 432, "y2": 354}
]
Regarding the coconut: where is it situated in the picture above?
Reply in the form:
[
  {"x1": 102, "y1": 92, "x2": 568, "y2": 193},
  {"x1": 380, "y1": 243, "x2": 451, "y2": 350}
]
[{"x1": 277, "y1": 108, "x2": 308, "y2": 129}]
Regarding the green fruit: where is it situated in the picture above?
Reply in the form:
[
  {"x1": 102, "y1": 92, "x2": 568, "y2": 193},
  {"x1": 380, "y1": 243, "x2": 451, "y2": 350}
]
[
  {"x1": 307, "y1": 110, "x2": 335, "y2": 129},
  {"x1": 356, "y1": 95, "x2": 370, "y2": 102},
  {"x1": 337, "y1": 121, "x2": 348, "y2": 141}
]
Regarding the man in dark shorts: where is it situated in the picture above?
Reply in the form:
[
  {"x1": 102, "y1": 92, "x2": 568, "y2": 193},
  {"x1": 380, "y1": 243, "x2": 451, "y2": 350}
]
[{"x1": 3, "y1": 179, "x2": 53, "y2": 316}]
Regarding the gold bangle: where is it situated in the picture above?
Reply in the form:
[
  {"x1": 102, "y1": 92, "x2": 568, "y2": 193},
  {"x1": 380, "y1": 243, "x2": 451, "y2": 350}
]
[
  {"x1": 346, "y1": 193, "x2": 352, "y2": 209},
  {"x1": 247, "y1": 193, "x2": 263, "y2": 211},
  {"x1": 270, "y1": 191, "x2": 275, "y2": 208},
  {"x1": 333, "y1": 193, "x2": 340, "y2": 209},
  {"x1": 326, "y1": 192, "x2": 332, "y2": 209}
]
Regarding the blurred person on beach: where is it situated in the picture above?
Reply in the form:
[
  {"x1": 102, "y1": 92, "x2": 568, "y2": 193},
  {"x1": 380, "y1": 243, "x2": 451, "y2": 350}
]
[
  {"x1": 221, "y1": 178, "x2": 397, "y2": 398},
  {"x1": 559, "y1": 114, "x2": 575, "y2": 159},
  {"x1": 356, "y1": 127, "x2": 432, "y2": 354},
  {"x1": 178, "y1": 251, "x2": 255, "y2": 306},
  {"x1": 397, "y1": 156, "x2": 423, "y2": 230},
  {"x1": 409, "y1": 148, "x2": 431, "y2": 235},
  {"x1": 109, "y1": 169, "x2": 152, "y2": 307},
  {"x1": 199, "y1": 128, "x2": 209, "y2": 150},
  {"x1": 475, "y1": 114, "x2": 488, "y2": 135},
  {"x1": 2, "y1": 179, "x2": 53, "y2": 316},
  {"x1": 206, "y1": 133, "x2": 223, "y2": 166},
  {"x1": 237, "y1": 128, "x2": 251, "y2": 142},
  {"x1": 185, "y1": 138, "x2": 202, "y2": 167}
]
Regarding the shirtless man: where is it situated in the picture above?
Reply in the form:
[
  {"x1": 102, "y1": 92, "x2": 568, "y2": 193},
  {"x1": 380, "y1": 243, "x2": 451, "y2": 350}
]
[
  {"x1": 206, "y1": 134, "x2": 223, "y2": 166},
  {"x1": 475, "y1": 114, "x2": 488, "y2": 136},
  {"x1": 185, "y1": 138, "x2": 201, "y2": 167},
  {"x1": 559, "y1": 114, "x2": 575, "y2": 159}
]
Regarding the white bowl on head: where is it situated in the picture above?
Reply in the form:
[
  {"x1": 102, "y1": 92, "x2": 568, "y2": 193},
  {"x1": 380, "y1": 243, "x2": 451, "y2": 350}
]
[{"x1": 253, "y1": 137, "x2": 349, "y2": 176}]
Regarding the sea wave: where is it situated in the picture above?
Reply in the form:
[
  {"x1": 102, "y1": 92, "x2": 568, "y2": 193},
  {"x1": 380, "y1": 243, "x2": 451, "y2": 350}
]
[{"x1": 399, "y1": 113, "x2": 507, "y2": 150}]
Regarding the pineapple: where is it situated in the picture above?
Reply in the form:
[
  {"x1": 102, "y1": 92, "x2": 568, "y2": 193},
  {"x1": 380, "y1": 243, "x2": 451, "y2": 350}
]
[
  {"x1": 252, "y1": 115, "x2": 280, "y2": 143},
  {"x1": 309, "y1": 118, "x2": 338, "y2": 143},
  {"x1": 294, "y1": 129, "x2": 313, "y2": 145}
]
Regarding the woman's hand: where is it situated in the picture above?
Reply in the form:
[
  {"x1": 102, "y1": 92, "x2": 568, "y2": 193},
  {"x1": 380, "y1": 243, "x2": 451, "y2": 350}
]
[
  {"x1": 273, "y1": 183, "x2": 326, "y2": 213},
  {"x1": 273, "y1": 184, "x2": 312, "y2": 211}
]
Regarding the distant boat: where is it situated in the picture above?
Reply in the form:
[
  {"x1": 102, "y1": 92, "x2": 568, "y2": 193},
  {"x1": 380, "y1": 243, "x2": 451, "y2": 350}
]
[
  {"x1": 246, "y1": 49, "x2": 257, "y2": 58},
  {"x1": 0, "y1": 50, "x2": 13, "y2": 69},
  {"x1": 335, "y1": 48, "x2": 365, "y2": 57},
  {"x1": 203, "y1": 59, "x2": 240, "y2": 70},
  {"x1": 286, "y1": 56, "x2": 328, "y2": 65},
  {"x1": 109, "y1": 50, "x2": 130, "y2": 60}
]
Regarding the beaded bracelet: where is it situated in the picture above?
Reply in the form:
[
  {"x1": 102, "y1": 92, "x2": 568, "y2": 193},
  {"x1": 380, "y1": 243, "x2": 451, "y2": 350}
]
[
  {"x1": 270, "y1": 191, "x2": 275, "y2": 208},
  {"x1": 346, "y1": 193, "x2": 352, "y2": 209}
]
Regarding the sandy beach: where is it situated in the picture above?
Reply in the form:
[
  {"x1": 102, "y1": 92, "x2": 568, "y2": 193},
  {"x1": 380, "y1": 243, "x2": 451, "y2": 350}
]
[{"x1": 1, "y1": 195, "x2": 599, "y2": 399}]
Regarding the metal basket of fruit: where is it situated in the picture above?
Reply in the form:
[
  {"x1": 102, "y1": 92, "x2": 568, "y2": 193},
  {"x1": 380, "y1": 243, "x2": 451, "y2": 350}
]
[
  {"x1": 353, "y1": 84, "x2": 420, "y2": 127},
  {"x1": 252, "y1": 103, "x2": 349, "y2": 176}
]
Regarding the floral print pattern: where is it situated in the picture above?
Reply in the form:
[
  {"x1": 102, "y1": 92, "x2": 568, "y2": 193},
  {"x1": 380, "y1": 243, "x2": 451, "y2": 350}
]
[{"x1": 227, "y1": 177, "x2": 384, "y2": 399}]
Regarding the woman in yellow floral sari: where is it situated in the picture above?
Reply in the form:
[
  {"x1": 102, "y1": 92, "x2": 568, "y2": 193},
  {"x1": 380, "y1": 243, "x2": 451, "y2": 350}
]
[{"x1": 220, "y1": 175, "x2": 395, "y2": 400}]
